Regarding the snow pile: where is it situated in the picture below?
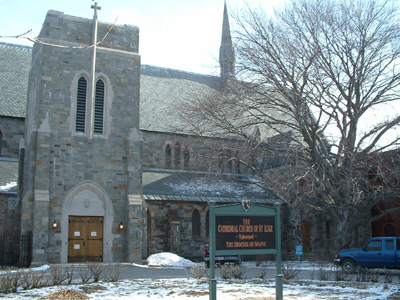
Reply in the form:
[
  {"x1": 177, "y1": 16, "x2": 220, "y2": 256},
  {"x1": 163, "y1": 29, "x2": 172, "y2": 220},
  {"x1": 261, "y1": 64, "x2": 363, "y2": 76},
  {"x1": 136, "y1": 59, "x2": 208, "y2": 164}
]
[
  {"x1": 147, "y1": 252, "x2": 196, "y2": 268},
  {"x1": 0, "y1": 182, "x2": 17, "y2": 192}
]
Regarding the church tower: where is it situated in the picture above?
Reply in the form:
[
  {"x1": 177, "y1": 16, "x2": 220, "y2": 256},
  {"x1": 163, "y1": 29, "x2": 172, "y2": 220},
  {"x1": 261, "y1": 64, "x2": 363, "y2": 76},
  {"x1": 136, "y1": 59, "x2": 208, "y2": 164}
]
[
  {"x1": 21, "y1": 7, "x2": 144, "y2": 264},
  {"x1": 219, "y1": 1, "x2": 235, "y2": 78}
]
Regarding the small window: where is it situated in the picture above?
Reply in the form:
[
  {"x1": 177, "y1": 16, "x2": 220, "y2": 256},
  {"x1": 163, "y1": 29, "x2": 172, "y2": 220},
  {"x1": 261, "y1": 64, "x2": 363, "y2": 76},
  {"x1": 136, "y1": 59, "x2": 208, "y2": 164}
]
[
  {"x1": 183, "y1": 146, "x2": 190, "y2": 170},
  {"x1": 94, "y1": 79, "x2": 105, "y2": 134},
  {"x1": 174, "y1": 142, "x2": 181, "y2": 169},
  {"x1": 226, "y1": 149, "x2": 233, "y2": 173},
  {"x1": 235, "y1": 151, "x2": 241, "y2": 173},
  {"x1": 165, "y1": 144, "x2": 172, "y2": 169},
  {"x1": 366, "y1": 240, "x2": 382, "y2": 251},
  {"x1": 386, "y1": 240, "x2": 394, "y2": 251},
  {"x1": 325, "y1": 221, "x2": 332, "y2": 240},
  {"x1": 218, "y1": 149, "x2": 224, "y2": 173},
  {"x1": 192, "y1": 209, "x2": 200, "y2": 238},
  {"x1": 76, "y1": 77, "x2": 87, "y2": 132}
]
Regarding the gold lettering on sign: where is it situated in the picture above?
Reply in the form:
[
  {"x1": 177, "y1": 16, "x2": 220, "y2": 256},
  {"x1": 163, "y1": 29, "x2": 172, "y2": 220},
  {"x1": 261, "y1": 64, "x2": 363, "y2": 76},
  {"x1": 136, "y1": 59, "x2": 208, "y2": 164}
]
[
  {"x1": 218, "y1": 217, "x2": 274, "y2": 249},
  {"x1": 218, "y1": 225, "x2": 238, "y2": 232}
]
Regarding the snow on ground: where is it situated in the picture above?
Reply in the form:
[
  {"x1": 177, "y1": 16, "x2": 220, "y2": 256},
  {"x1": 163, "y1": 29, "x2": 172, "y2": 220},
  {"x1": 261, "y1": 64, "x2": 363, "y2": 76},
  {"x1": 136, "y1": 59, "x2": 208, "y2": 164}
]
[
  {"x1": 1, "y1": 253, "x2": 399, "y2": 299},
  {"x1": 147, "y1": 252, "x2": 196, "y2": 268}
]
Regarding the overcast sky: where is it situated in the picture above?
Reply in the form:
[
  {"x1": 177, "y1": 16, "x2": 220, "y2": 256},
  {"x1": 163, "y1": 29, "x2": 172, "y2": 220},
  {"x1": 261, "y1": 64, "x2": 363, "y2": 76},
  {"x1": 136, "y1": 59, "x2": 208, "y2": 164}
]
[{"x1": 0, "y1": 0, "x2": 284, "y2": 75}]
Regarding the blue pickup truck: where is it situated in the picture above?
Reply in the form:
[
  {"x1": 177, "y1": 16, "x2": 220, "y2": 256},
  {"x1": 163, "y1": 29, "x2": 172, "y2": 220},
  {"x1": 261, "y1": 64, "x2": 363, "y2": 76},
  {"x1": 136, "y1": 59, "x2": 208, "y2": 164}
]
[{"x1": 334, "y1": 237, "x2": 400, "y2": 273}]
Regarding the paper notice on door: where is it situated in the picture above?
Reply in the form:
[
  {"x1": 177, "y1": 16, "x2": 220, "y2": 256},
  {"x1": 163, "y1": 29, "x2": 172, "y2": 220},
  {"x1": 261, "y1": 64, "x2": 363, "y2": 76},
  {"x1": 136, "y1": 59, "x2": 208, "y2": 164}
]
[
  {"x1": 74, "y1": 244, "x2": 80, "y2": 250},
  {"x1": 74, "y1": 231, "x2": 80, "y2": 237},
  {"x1": 91, "y1": 231, "x2": 97, "y2": 237}
]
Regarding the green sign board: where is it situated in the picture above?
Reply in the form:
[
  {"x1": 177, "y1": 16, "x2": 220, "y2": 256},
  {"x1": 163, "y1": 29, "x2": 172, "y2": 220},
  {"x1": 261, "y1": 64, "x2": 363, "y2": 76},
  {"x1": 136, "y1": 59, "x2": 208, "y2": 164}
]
[
  {"x1": 216, "y1": 215, "x2": 276, "y2": 251},
  {"x1": 208, "y1": 201, "x2": 283, "y2": 300}
]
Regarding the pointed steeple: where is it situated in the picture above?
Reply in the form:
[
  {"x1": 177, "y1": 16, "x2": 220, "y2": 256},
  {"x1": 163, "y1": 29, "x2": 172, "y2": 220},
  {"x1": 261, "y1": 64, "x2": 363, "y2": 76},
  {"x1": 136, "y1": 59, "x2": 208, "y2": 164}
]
[{"x1": 219, "y1": 1, "x2": 235, "y2": 79}]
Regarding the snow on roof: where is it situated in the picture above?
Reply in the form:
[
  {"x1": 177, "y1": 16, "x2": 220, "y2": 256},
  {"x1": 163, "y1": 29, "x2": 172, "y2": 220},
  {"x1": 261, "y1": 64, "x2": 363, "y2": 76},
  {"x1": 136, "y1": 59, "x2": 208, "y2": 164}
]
[{"x1": 0, "y1": 181, "x2": 17, "y2": 192}]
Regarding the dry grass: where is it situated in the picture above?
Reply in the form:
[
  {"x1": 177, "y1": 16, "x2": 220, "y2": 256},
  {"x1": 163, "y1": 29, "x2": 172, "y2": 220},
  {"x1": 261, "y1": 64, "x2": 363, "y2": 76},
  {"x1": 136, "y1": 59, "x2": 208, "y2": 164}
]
[
  {"x1": 388, "y1": 292, "x2": 400, "y2": 300},
  {"x1": 39, "y1": 289, "x2": 89, "y2": 300}
]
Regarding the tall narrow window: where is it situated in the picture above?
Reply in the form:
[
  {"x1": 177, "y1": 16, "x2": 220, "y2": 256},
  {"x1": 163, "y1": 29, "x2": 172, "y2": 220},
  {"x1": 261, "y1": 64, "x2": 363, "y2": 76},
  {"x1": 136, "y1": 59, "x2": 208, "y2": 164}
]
[
  {"x1": 76, "y1": 77, "x2": 87, "y2": 132},
  {"x1": 226, "y1": 149, "x2": 233, "y2": 173},
  {"x1": 174, "y1": 141, "x2": 181, "y2": 169},
  {"x1": 192, "y1": 209, "x2": 200, "y2": 238},
  {"x1": 235, "y1": 151, "x2": 241, "y2": 173},
  {"x1": 325, "y1": 221, "x2": 332, "y2": 240},
  {"x1": 218, "y1": 149, "x2": 224, "y2": 173},
  {"x1": 183, "y1": 146, "x2": 190, "y2": 170},
  {"x1": 94, "y1": 79, "x2": 105, "y2": 134},
  {"x1": 165, "y1": 144, "x2": 172, "y2": 169}
]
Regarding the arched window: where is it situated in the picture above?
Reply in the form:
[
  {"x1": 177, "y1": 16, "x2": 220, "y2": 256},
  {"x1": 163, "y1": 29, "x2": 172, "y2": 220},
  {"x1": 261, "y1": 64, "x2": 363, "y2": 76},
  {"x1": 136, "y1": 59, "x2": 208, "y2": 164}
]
[
  {"x1": 174, "y1": 141, "x2": 181, "y2": 169},
  {"x1": 94, "y1": 79, "x2": 105, "y2": 134},
  {"x1": 183, "y1": 146, "x2": 190, "y2": 170},
  {"x1": 165, "y1": 144, "x2": 172, "y2": 169},
  {"x1": 226, "y1": 149, "x2": 233, "y2": 173},
  {"x1": 218, "y1": 148, "x2": 224, "y2": 173},
  {"x1": 192, "y1": 209, "x2": 200, "y2": 238},
  {"x1": 384, "y1": 224, "x2": 395, "y2": 237},
  {"x1": 235, "y1": 150, "x2": 241, "y2": 173},
  {"x1": 75, "y1": 76, "x2": 87, "y2": 132}
]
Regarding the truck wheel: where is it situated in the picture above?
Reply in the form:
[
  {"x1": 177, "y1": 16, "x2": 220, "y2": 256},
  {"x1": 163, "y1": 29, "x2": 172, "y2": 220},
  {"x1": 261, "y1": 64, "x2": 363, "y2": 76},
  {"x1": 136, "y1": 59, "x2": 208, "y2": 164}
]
[{"x1": 341, "y1": 258, "x2": 356, "y2": 273}]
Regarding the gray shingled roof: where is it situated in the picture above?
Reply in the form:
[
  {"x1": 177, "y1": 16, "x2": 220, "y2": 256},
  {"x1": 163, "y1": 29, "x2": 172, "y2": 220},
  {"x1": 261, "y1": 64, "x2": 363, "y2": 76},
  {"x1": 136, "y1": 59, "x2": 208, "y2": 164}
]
[
  {"x1": 0, "y1": 43, "x2": 220, "y2": 136},
  {"x1": 143, "y1": 168, "x2": 281, "y2": 203},
  {"x1": 140, "y1": 65, "x2": 220, "y2": 134},
  {"x1": 0, "y1": 158, "x2": 18, "y2": 193},
  {"x1": 0, "y1": 43, "x2": 31, "y2": 118}
]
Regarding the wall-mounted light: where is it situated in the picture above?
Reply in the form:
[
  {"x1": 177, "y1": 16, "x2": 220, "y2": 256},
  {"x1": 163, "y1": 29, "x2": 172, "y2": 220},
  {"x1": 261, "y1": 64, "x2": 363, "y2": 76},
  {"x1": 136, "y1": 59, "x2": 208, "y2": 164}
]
[
  {"x1": 52, "y1": 220, "x2": 58, "y2": 229},
  {"x1": 119, "y1": 222, "x2": 124, "y2": 230}
]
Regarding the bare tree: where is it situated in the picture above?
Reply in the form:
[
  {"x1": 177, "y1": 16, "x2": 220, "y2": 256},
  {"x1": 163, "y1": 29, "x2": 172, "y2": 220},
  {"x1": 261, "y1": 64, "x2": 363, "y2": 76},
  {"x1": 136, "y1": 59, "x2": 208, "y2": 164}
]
[{"x1": 184, "y1": 0, "x2": 400, "y2": 251}]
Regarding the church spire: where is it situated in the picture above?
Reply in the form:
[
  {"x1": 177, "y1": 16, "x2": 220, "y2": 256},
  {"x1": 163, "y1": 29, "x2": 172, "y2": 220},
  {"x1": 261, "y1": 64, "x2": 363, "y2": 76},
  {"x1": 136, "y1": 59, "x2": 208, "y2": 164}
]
[{"x1": 219, "y1": 1, "x2": 235, "y2": 79}]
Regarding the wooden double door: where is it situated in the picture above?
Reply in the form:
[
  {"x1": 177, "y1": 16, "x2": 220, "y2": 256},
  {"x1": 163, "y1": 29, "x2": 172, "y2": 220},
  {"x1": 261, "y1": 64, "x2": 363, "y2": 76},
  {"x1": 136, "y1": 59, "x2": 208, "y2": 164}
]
[{"x1": 68, "y1": 216, "x2": 104, "y2": 262}]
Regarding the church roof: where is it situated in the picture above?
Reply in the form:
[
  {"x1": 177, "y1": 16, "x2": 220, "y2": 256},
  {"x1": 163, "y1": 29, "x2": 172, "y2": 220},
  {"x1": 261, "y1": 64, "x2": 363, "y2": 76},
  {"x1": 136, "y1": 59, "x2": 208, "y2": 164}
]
[
  {"x1": 140, "y1": 65, "x2": 220, "y2": 134},
  {"x1": 142, "y1": 168, "x2": 281, "y2": 204},
  {"x1": 0, "y1": 43, "x2": 31, "y2": 118},
  {"x1": 0, "y1": 42, "x2": 220, "y2": 136}
]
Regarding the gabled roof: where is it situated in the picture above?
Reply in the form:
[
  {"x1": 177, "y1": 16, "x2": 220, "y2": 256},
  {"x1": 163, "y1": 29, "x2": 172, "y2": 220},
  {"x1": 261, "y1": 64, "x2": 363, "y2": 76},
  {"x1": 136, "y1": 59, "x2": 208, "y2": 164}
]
[
  {"x1": 0, "y1": 43, "x2": 31, "y2": 118},
  {"x1": 142, "y1": 168, "x2": 281, "y2": 204}
]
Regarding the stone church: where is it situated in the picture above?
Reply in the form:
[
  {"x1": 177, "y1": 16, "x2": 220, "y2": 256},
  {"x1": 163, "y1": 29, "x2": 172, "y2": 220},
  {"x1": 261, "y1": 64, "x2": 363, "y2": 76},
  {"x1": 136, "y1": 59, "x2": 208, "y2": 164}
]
[{"x1": 0, "y1": 3, "x2": 290, "y2": 265}]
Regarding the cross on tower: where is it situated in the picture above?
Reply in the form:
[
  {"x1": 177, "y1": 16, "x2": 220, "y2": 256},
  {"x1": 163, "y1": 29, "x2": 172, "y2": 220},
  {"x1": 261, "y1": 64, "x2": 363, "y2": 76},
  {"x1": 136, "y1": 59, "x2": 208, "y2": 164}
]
[{"x1": 91, "y1": 2, "x2": 101, "y2": 16}]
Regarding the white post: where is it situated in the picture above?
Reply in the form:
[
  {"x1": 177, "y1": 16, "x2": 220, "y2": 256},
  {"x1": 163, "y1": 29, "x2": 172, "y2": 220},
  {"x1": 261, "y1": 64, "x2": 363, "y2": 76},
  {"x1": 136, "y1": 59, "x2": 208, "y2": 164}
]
[{"x1": 88, "y1": 2, "x2": 101, "y2": 143}]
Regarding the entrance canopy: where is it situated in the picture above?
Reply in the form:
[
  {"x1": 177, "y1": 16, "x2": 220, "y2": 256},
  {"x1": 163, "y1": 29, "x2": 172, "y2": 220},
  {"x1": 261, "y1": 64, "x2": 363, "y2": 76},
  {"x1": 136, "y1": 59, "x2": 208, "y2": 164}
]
[{"x1": 142, "y1": 168, "x2": 282, "y2": 204}]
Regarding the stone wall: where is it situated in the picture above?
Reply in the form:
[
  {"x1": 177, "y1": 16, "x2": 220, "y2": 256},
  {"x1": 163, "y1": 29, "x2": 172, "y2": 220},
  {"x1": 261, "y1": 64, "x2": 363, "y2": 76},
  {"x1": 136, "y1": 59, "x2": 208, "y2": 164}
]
[{"x1": 147, "y1": 200, "x2": 208, "y2": 260}]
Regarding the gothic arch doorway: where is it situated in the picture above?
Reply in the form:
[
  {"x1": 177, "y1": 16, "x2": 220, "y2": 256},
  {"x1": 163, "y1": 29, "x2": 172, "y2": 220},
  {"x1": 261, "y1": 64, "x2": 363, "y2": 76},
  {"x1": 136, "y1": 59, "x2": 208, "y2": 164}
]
[{"x1": 60, "y1": 181, "x2": 114, "y2": 263}]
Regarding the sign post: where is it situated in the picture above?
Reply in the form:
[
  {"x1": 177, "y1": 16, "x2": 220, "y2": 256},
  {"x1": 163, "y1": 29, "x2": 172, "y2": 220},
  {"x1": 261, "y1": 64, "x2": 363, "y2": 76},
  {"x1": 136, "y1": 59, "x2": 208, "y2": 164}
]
[
  {"x1": 209, "y1": 201, "x2": 217, "y2": 300},
  {"x1": 296, "y1": 245, "x2": 303, "y2": 261},
  {"x1": 208, "y1": 201, "x2": 283, "y2": 300}
]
